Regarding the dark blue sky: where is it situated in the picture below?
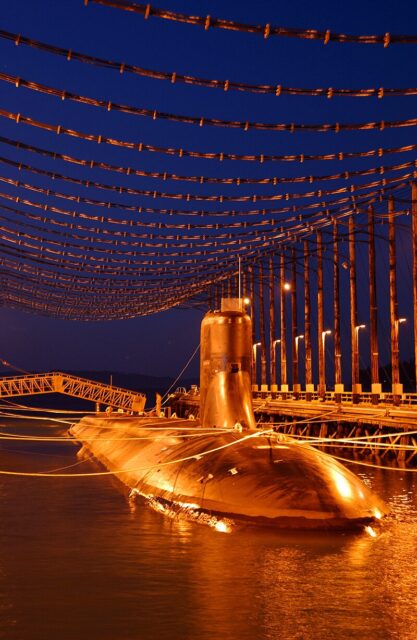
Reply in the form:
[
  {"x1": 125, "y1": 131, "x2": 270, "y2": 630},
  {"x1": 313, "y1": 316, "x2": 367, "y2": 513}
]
[{"x1": 0, "y1": 0, "x2": 416, "y2": 379}]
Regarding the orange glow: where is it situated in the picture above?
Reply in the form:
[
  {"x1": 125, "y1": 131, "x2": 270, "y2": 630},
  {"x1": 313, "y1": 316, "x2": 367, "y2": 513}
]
[
  {"x1": 213, "y1": 520, "x2": 231, "y2": 533},
  {"x1": 332, "y1": 469, "x2": 352, "y2": 499},
  {"x1": 364, "y1": 525, "x2": 377, "y2": 538}
]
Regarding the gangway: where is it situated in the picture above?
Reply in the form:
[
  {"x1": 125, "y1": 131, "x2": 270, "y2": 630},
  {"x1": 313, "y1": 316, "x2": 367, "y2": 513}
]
[{"x1": 0, "y1": 372, "x2": 146, "y2": 413}]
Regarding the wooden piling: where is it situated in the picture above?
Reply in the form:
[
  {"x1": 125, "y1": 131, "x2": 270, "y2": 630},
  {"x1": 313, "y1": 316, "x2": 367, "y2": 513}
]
[
  {"x1": 412, "y1": 183, "x2": 417, "y2": 390},
  {"x1": 317, "y1": 230, "x2": 325, "y2": 396},
  {"x1": 280, "y1": 252, "x2": 287, "y2": 387},
  {"x1": 291, "y1": 247, "x2": 298, "y2": 388},
  {"x1": 269, "y1": 256, "x2": 276, "y2": 387},
  {"x1": 388, "y1": 196, "x2": 400, "y2": 387},
  {"x1": 249, "y1": 265, "x2": 256, "y2": 383},
  {"x1": 349, "y1": 216, "x2": 358, "y2": 390},
  {"x1": 333, "y1": 221, "x2": 342, "y2": 385},
  {"x1": 304, "y1": 241, "x2": 312, "y2": 387},
  {"x1": 368, "y1": 205, "x2": 379, "y2": 386},
  {"x1": 259, "y1": 262, "x2": 267, "y2": 386}
]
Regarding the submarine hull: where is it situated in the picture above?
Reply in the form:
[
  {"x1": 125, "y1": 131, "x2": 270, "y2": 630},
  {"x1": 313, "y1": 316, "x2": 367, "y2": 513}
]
[{"x1": 70, "y1": 416, "x2": 388, "y2": 530}]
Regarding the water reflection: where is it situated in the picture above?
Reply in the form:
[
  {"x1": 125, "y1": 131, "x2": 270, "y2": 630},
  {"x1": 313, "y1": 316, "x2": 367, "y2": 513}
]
[{"x1": 1, "y1": 425, "x2": 417, "y2": 639}]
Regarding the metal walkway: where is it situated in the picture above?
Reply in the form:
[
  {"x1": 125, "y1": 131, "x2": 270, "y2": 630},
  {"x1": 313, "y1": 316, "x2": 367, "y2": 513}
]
[{"x1": 0, "y1": 372, "x2": 146, "y2": 413}]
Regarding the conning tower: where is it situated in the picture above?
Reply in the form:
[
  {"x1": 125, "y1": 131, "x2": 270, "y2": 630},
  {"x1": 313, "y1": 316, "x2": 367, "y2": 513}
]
[{"x1": 200, "y1": 298, "x2": 256, "y2": 430}]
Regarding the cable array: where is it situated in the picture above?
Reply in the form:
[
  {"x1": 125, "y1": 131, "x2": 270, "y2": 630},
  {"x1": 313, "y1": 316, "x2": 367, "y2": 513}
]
[
  {"x1": 2, "y1": 29, "x2": 417, "y2": 98},
  {"x1": 4, "y1": 71, "x2": 417, "y2": 134},
  {"x1": 86, "y1": 0, "x2": 417, "y2": 45},
  {"x1": 0, "y1": 2, "x2": 416, "y2": 319},
  {"x1": 2, "y1": 108, "x2": 415, "y2": 165}
]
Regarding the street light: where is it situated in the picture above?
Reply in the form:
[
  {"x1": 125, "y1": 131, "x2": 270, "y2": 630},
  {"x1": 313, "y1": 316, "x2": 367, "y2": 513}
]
[
  {"x1": 283, "y1": 282, "x2": 291, "y2": 291},
  {"x1": 294, "y1": 334, "x2": 304, "y2": 394},
  {"x1": 392, "y1": 318, "x2": 406, "y2": 397},
  {"x1": 295, "y1": 334, "x2": 304, "y2": 360},
  {"x1": 272, "y1": 339, "x2": 281, "y2": 386},
  {"x1": 395, "y1": 317, "x2": 406, "y2": 330},
  {"x1": 353, "y1": 324, "x2": 366, "y2": 388},
  {"x1": 253, "y1": 342, "x2": 261, "y2": 385},
  {"x1": 319, "y1": 330, "x2": 331, "y2": 396}
]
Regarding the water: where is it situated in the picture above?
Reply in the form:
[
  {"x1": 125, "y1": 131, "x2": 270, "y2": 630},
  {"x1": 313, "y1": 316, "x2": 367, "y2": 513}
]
[{"x1": 1, "y1": 420, "x2": 417, "y2": 640}]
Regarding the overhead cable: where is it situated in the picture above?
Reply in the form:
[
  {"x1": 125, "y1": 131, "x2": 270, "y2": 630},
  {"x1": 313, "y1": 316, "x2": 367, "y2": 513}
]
[
  {"x1": 85, "y1": 0, "x2": 417, "y2": 46},
  {"x1": 3, "y1": 71, "x2": 417, "y2": 133},
  {"x1": 1, "y1": 108, "x2": 415, "y2": 164},
  {"x1": 2, "y1": 29, "x2": 416, "y2": 98}
]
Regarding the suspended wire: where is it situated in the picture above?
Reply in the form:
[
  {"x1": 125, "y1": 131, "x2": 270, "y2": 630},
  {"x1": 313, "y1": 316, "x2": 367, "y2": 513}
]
[
  {"x1": 4, "y1": 71, "x2": 417, "y2": 134},
  {"x1": 85, "y1": 0, "x2": 417, "y2": 46},
  {"x1": 1, "y1": 153, "x2": 416, "y2": 206},
  {"x1": 2, "y1": 107, "x2": 416, "y2": 164},
  {"x1": 2, "y1": 135, "x2": 417, "y2": 186},
  {"x1": 3, "y1": 29, "x2": 417, "y2": 98}
]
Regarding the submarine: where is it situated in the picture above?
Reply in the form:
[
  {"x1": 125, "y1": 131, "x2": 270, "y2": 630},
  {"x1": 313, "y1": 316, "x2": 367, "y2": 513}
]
[{"x1": 70, "y1": 299, "x2": 388, "y2": 531}]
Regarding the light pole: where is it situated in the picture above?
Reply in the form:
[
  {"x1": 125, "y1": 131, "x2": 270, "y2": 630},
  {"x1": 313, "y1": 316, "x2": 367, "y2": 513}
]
[
  {"x1": 273, "y1": 338, "x2": 281, "y2": 387},
  {"x1": 294, "y1": 334, "x2": 304, "y2": 396},
  {"x1": 353, "y1": 324, "x2": 365, "y2": 402},
  {"x1": 393, "y1": 318, "x2": 406, "y2": 401},
  {"x1": 319, "y1": 330, "x2": 331, "y2": 398},
  {"x1": 252, "y1": 342, "x2": 261, "y2": 387}
]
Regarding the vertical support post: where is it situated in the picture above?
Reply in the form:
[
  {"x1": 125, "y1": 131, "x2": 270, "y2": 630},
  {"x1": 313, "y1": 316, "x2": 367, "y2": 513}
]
[
  {"x1": 349, "y1": 216, "x2": 360, "y2": 402},
  {"x1": 368, "y1": 205, "x2": 380, "y2": 403},
  {"x1": 304, "y1": 241, "x2": 312, "y2": 399},
  {"x1": 269, "y1": 256, "x2": 276, "y2": 390},
  {"x1": 249, "y1": 265, "x2": 256, "y2": 387},
  {"x1": 221, "y1": 280, "x2": 225, "y2": 302},
  {"x1": 412, "y1": 183, "x2": 417, "y2": 391},
  {"x1": 333, "y1": 221, "x2": 342, "y2": 401},
  {"x1": 291, "y1": 247, "x2": 299, "y2": 396},
  {"x1": 280, "y1": 252, "x2": 288, "y2": 395},
  {"x1": 259, "y1": 262, "x2": 267, "y2": 388},
  {"x1": 317, "y1": 230, "x2": 325, "y2": 398},
  {"x1": 389, "y1": 196, "x2": 401, "y2": 404},
  {"x1": 214, "y1": 284, "x2": 219, "y2": 310},
  {"x1": 208, "y1": 285, "x2": 213, "y2": 310},
  {"x1": 227, "y1": 277, "x2": 232, "y2": 298}
]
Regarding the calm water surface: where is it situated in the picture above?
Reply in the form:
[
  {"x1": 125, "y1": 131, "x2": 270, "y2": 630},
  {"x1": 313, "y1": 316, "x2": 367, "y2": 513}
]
[{"x1": 1, "y1": 420, "x2": 417, "y2": 640}]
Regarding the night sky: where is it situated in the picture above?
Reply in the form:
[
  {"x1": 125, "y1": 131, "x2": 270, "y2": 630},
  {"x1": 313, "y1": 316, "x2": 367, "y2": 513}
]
[{"x1": 0, "y1": 0, "x2": 416, "y2": 380}]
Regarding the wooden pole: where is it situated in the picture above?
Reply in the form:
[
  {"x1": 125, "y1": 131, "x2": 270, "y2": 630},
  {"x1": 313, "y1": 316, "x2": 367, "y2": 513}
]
[
  {"x1": 412, "y1": 183, "x2": 417, "y2": 391},
  {"x1": 333, "y1": 221, "x2": 342, "y2": 386},
  {"x1": 291, "y1": 247, "x2": 298, "y2": 389},
  {"x1": 317, "y1": 230, "x2": 325, "y2": 396},
  {"x1": 280, "y1": 252, "x2": 287, "y2": 387},
  {"x1": 304, "y1": 241, "x2": 312, "y2": 389},
  {"x1": 368, "y1": 205, "x2": 379, "y2": 388},
  {"x1": 269, "y1": 256, "x2": 276, "y2": 387},
  {"x1": 249, "y1": 265, "x2": 256, "y2": 384},
  {"x1": 349, "y1": 216, "x2": 359, "y2": 396},
  {"x1": 259, "y1": 262, "x2": 267, "y2": 386},
  {"x1": 389, "y1": 196, "x2": 400, "y2": 388}
]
